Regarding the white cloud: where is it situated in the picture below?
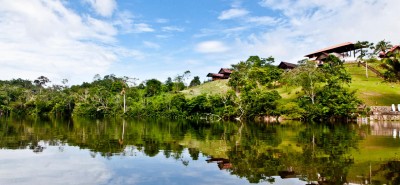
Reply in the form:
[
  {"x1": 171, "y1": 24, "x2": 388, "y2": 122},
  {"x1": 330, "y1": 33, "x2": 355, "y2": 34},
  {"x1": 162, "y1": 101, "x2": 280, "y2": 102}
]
[
  {"x1": 195, "y1": 41, "x2": 229, "y2": 53},
  {"x1": 246, "y1": 16, "x2": 280, "y2": 25},
  {"x1": 84, "y1": 0, "x2": 117, "y2": 17},
  {"x1": 113, "y1": 12, "x2": 155, "y2": 34},
  {"x1": 222, "y1": 0, "x2": 400, "y2": 64},
  {"x1": 0, "y1": 0, "x2": 143, "y2": 84},
  {"x1": 218, "y1": 8, "x2": 249, "y2": 20},
  {"x1": 133, "y1": 23, "x2": 154, "y2": 33},
  {"x1": 143, "y1": 41, "x2": 160, "y2": 49},
  {"x1": 0, "y1": 144, "x2": 112, "y2": 185},
  {"x1": 162, "y1": 26, "x2": 184, "y2": 32},
  {"x1": 156, "y1": 18, "x2": 169, "y2": 23}
]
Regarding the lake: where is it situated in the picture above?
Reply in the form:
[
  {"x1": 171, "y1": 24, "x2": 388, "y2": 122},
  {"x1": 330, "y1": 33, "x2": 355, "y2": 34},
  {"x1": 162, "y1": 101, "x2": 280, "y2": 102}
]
[{"x1": 1, "y1": 118, "x2": 399, "y2": 185}]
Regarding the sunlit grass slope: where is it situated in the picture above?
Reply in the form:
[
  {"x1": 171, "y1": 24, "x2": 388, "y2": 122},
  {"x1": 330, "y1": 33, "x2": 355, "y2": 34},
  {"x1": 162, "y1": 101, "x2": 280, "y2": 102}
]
[
  {"x1": 181, "y1": 79, "x2": 230, "y2": 98},
  {"x1": 346, "y1": 63, "x2": 400, "y2": 106}
]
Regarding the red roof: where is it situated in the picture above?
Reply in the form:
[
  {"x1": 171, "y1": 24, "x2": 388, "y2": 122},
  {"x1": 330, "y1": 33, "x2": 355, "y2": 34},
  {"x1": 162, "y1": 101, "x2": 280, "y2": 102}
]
[
  {"x1": 380, "y1": 45, "x2": 400, "y2": 58},
  {"x1": 305, "y1": 42, "x2": 355, "y2": 58},
  {"x1": 388, "y1": 45, "x2": 400, "y2": 53},
  {"x1": 218, "y1": 68, "x2": 232, "y2": 74}
]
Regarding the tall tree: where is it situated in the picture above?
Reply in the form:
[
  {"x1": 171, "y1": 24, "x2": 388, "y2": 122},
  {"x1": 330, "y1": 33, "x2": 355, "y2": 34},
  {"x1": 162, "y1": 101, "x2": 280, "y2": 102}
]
[
  {"x1": 34, "y1": 76, "x2": 50, "y2": 94},
  {"x1": 189, "y1": 76, "x2": 201, "y2": 87},
  {"x1": 34, "y1": 76, "x2": 50, "y2": 88},
  {"x1": 145, "y1": 79, "x2": 162, "y2": 97},
  {"x1": 283, "y1": 60, "x2": 324, "y2": 104},
  {"x1": 374, "y1": 39, "x2": 393, "y2": 54}
]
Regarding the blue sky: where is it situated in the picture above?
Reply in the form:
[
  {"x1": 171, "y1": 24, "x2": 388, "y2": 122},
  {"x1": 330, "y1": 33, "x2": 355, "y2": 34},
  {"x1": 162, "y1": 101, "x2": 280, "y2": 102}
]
[{"x1": 1, "y1": 0, "x2": 400, "y2": 85}]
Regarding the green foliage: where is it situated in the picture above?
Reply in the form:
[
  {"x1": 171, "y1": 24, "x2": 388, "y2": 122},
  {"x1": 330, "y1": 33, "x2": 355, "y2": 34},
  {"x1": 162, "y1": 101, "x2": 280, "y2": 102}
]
[
  {"x1": 145, "y1": 79, "x2": 162, "y2": 97},
  {"x1": 381, "y1": 53, "x2": 400, "y2": 82},
  {"x1": 276, "y1": 102, "x2": 305, "y2": 120},
  {"x1": 241, "y1": 89, "x2": 281, "y2": 118},
  {"x1": 282, "y1": 60, "x2": 324, "y2": 104},
  {"x1": 283, "y1": 55, "x2": 362, "y2": 120},
  {"x1": 228, "y1": 56, "x2": 282, "y2": 92},
  {"x1": 225, "y1": 56, "x2": 284, "y2": 120},
  {"x1": 314, "y1": 84, "x2": 361, "y2": 119},
  {"x1": 354, "y1": 41, "x2": 374, "y2": 60},
  {"x1": 374, "y1": 40, "x2": 392, "y2": 54},
  {"x1": 189, "y1": 76, "x2": 201, "y2": 87},
  {"x1": 0, "y1": 55, "x2": 366, "y2": 121}
]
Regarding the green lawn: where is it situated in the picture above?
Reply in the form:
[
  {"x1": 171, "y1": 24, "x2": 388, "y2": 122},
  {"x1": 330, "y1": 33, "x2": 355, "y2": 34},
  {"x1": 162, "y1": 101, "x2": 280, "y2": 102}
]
[
  {"x1": 181, "y1": 79, "x2": 230, "y2": 98},
  {"x1": 346, "y1": 63, "x2": 400, "y2": 106}
]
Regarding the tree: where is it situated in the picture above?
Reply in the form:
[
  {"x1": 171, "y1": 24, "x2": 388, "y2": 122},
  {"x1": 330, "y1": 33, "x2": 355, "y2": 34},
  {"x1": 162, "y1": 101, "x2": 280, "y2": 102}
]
[
  {"x1": 145, "y1": 79, "x2": 162, "y2": 97},
  {"x1": 173, "y1": 70, "x2": 191, "y2": 91},
  {"x1": 354, "y1": 41, "x2": 374, "y2": 61},
  {"x1": 381, "y1": 52, "x2": 400, "y2": 82},
  {"x1": 374, "y1": 39, "x2": 393, "y2": 54},
  {"x1": 355, "y1": 41, "x2": 375, "y2": 78},
  {"x1": 34, "y1": 76, "x2": 50, "y2": 88},
  {"x1": 283, "y1": 60, "x2": 324, "y2": 104},
  {"x1": 228, "y1": 56, "x2": 279, "y2": 92},
  {"x1": 34, "y1": 76, "x2": 50, "y2": 94},
  {"x1": 189, "y1": 76, "x2": 201, "y2": 87}
]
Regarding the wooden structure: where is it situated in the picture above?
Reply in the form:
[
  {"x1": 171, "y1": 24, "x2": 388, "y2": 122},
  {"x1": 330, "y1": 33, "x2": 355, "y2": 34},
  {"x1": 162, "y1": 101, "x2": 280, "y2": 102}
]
[
  {"x1": 305, "y1": 42, "x2": 356, "y2": 59},
  {"x1": 277, "y1": 61, "x2": 297, "y2": 70},
  {"x1": 207, "y1": 68, "x2": 232, "y2": 81}
]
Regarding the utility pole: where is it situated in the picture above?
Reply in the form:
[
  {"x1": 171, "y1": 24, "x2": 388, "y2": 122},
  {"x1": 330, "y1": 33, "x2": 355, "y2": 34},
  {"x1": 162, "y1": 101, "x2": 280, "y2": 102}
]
[{"x1": 121, "y1": 88, "x2": 126, "y2": 113}]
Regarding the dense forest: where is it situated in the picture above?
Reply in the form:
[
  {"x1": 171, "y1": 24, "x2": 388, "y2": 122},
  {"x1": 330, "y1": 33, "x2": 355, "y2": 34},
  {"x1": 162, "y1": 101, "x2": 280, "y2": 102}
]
[{"x1": 0, "y1": 53, "x2": 367, "y2": 121}]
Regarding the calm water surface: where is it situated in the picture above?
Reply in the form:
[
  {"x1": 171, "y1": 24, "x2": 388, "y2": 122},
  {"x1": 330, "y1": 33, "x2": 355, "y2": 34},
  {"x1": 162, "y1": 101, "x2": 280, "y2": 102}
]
[{"x1": 1, "y1": 118, "x2": 400, "y2": 185}]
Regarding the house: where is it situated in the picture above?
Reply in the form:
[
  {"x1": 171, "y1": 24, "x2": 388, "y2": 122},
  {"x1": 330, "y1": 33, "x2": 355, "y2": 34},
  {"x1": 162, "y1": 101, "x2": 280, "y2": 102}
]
[
  {"x1": 379, "y1": 45, "x2": 400, "y2": 58},
  {"x1": 305, "y1": 42, "x2": 357, "y2": 64},
  {"x1": 207, "y1": 68, "x2": 232, "y2": 81},
  {"x1": 277, "y1": 61, "x2": 297, "y2": 70}
]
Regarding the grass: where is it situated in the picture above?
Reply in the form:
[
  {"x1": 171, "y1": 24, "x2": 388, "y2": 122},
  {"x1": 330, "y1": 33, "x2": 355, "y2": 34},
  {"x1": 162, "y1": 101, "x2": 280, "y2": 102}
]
[
  {"x1": 181, "y1": 79, "x2": 230, "y2": 98},
  {"x1": 346, "y1": 63, "x2": 400, "y2": 106},
  {"x1": 182, "y1": 63, "x2": 400, "y2": 106}
]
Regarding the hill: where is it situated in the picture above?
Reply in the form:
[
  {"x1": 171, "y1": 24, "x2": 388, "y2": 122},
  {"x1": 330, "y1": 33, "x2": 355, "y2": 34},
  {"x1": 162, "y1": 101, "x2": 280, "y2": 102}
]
[
  {"x1": 346, "y1": 63, "x2": 400, "y2": 106},
  {"x1": 181, "y1": 80, "x2": 230, "y2": 98},
  {"x1": 183, "y1": 63, "x2": 400, "y2": 106}
]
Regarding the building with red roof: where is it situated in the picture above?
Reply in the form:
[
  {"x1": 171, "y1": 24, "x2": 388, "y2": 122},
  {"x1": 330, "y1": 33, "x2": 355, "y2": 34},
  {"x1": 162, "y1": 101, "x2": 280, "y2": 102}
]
[
  {"x1": 379, "y1": 45, "x2": 400, "y2": 58},
  {"x1": 207, "y1": 68, "x2": 233, "y2": 81}
]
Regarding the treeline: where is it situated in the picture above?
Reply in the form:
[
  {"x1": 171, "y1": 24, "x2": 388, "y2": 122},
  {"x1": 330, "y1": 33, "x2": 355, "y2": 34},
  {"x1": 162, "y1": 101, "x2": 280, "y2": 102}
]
[{"x1": 0, "y1": 55, "x2": 363, "y2": 121}]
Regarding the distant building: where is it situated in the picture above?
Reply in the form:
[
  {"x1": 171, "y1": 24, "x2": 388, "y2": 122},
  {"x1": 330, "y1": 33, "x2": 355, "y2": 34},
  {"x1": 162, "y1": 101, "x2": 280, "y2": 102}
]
[
  {"x1": 305, "y1": 42, "x2": 357, "y2": 64},
  {"x1": 207, "y1": 68, "x2": 232, "y2": 81},
  {"x1": 277, "y1": 61, "x2": 297, "y2": 70},
  {"x1": 379, "y1": 45, "x2": 400, "y2": 58}
]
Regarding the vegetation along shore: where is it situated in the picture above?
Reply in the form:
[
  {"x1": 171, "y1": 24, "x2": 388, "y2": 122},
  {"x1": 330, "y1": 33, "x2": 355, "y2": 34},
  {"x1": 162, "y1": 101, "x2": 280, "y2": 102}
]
[{"x1": 1, "y1": 40, "x2": 400, "y2": 121}]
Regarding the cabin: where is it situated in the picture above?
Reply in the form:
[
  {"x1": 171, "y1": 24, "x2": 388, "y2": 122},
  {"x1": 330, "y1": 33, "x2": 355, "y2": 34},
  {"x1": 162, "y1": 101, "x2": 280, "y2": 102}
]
[
  {"x1": 207, "y1": 68, "x2": 232, "y2": 81},
  {"x1": 379, "y1": 45, "x2": 400, "y2": 58},
  {"x1": 305, "y1": 42, "x2": 357, "y2": 65},
  {"x1": 277, "y1": 61, "x2": 297, "y2": 70}
]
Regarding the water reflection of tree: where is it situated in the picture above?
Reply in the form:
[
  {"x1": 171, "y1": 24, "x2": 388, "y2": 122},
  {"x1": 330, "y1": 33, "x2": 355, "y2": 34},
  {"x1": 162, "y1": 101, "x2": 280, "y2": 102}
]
[
  {"x1": 0, "y1": 118, "x2": 362, "y2": 184},
  {"x1": 226, "y1": 123, "x2": 284, "y2": 183},
  {"x1": 294, "y1": 123, "x2": 359, "y2": 184}
]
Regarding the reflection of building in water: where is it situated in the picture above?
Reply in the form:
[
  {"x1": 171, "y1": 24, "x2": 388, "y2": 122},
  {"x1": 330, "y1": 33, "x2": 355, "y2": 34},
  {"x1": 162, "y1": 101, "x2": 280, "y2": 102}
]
[
  {"x1": 206, "y1": 157, "x2": 232, "y2": 170},
  {"x1": 29, "y1": 145, "x2": 45, "y2": 153},
  {"x1": 362, "y1": 121, "x2": 400, "y2": 138}
]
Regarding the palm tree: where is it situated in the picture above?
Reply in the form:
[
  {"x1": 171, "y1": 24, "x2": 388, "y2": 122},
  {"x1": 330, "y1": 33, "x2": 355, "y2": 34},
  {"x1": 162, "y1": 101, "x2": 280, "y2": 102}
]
[{"x1": 374, "y1": 40, "x2": 393, "y2": 54}]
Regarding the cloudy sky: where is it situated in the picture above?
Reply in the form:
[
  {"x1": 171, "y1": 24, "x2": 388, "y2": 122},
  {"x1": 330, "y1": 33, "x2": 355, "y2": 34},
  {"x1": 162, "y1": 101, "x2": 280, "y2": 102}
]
[{"x1": 0, "y1": 0, "x2": 399, "y2": 85}]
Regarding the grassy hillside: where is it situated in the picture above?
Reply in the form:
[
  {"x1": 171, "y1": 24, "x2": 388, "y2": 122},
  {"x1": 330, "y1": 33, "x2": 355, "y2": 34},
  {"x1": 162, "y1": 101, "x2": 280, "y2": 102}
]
[
  {"x1": 183, "y1": 63, "x2": 400, "y2": 106},
  {"x1": 181, "y1": 80, "x2": 230, "y2": 98},
  {"x1": 346, "y1": 63, "x2": 400, "y2": 106}
]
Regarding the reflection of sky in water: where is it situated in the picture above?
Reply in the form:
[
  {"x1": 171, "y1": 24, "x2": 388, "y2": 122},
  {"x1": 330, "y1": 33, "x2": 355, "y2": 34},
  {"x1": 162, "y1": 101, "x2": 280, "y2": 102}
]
[{"x1": 0, "y1": 141, "x2": 307, "y2": 185}]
